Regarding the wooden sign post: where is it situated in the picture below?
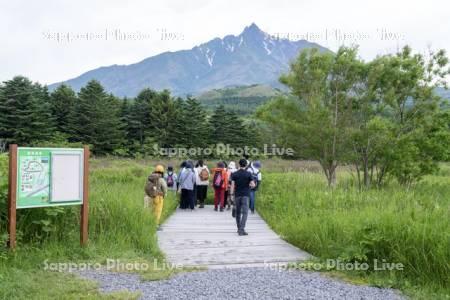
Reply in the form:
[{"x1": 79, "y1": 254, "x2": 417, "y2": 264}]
[
  {"x1": 80, "y1": 145, "x2": 89, "y2": 246},
  {"x1": 7, "y1": 144, "x2": 17, "y2": 250},
  {"x1": 7, "y1": 145, "x2": 90, "y2": 249}
]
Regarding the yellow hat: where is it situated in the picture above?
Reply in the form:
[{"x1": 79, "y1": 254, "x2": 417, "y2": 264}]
[{"x1": 155, "y1": 165, "x2": 164, "y2": 173}]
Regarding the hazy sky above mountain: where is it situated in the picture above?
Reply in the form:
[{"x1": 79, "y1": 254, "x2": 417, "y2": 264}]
[{"x1": 1, "y1": 0, "x2": 449, "y2": 84}]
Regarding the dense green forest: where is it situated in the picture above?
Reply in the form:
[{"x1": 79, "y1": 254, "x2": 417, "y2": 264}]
[
  {"x1": 197, "y1": 83, "x2": 450, "y2": 115},
  {"x1": 0, "y1": 78, "x2": 261, "y2": 156},
  {"x1": 197, "y1": 84, "x2": 285, "y2": 115}
]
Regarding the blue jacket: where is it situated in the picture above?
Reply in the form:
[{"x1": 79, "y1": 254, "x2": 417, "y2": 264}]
[{"x1": 178, "y1": 168, "x2": 196, "y2": 190}]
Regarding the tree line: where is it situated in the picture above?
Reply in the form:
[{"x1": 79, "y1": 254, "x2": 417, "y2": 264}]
[
  {"x1": 200, "y1": 95, "x2": 274, "y2": 115},
  {"x1": 0, "y1": 77, "x2": 260, "y2": 156},
  {"x1": 1, "y1": 45, "x2": 449, "y2": 187},
  {"x1": 258, "y1": 46, "x2": 450, "y2": 187}
]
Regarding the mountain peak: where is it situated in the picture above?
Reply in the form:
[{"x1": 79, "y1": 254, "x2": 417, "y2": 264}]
[
  {"x1": 241, "y1": 23, "x2": 263, "y2": 36},
  {"x1": 50, "y1": 23, "x2": 329, "y2": 97}
]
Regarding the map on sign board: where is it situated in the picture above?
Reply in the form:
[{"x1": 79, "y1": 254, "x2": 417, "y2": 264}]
[
  {"x1": 16, "y1": 148, "x2": 84, "y2": 209},
  {"x1": 17, "y1": 149, "x2": 51, "y2": 207}
]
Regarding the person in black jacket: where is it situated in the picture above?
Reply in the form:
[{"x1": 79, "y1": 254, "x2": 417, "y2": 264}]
[{"x1": 230, "y1": 159, "x2": 255, "y2": 236}]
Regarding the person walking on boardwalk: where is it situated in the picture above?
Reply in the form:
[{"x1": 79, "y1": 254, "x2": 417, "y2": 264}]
[
  {"x1": 178, "y1": 161, "x2": 196, "y2": 210},
  {"x1": 191, "y1": 160, "x2": 199, "y2": 206},
  {"x1": 226, "y1": 161, "x2": 237, "y2": 210},
  {"x1": 177, "y1": 161, "x2": 187, "y2": 191},
  {"x1": 230, "y1": 159, "x2": 255, "y2": 235},
  {"x1": 222, "y1": 161, "x2": 229, "y2": 209},
  {"x1": 247, "y1": 160, "x2": 262, "y2": 214},
  {"x1": 195, "y1": 159, "x2": 210, "y2": 208},
  {"x1": 211, "y1": 161, "x2": 228, "y2": 212},
  {"x1": 164, "y1": 165, "x2": 177, "y2": 191},
  {"x1": 144, "y1": 165, "x2": 168, "y2": 229},
  {"x1": 176, "y1": 161, "x2": 187, "y2": 207}
]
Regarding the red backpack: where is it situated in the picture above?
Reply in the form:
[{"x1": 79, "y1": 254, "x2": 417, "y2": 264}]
[
  {"x1": 213, "y1": 170, "x2": 223, "y2": 189},
  {"x1": 166, "y1": 173, "x2": 174, "y2": 187}
]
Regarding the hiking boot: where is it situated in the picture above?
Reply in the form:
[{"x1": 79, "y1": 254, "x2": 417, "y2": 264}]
[
  {"x1": 214, "y1": 207, "x2": 218, "y2": 211},
  {"x1": 226, "y1": 206, "x2": 231, "y2": 210},
  {"x1": 199, "y1": 204, "x2": 204, "y2": 208},
  {"x1": 220, "y1": 207, "x2": 224, "y2": 212},
  {"x1": 238, "y1": 230, "x2": 248, "y2": 236}
]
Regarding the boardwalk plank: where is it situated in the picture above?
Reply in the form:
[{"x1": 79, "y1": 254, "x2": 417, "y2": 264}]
[{"x1": 157, "y1": 205, "x2": 311, "y2": 269}]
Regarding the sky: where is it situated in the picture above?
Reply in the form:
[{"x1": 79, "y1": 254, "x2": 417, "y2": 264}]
[{"x1": 1, "y1": 0, "x2": 449, "y2": 84}]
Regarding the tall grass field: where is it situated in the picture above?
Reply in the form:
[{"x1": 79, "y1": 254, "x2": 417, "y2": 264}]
[
  {"x1": 0, "y1": 156, "x2": 449, "y2": 299},
  {"x1": 257, "y1": 166, "x2": 450, "y2": 299},
  {"x1": 0, "y1": 156, "x2": 179, "y2": 299}
]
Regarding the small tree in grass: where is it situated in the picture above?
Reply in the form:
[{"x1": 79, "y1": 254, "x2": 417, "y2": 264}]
[
  {"x1": 258, "y1": 46, "x2": 450, "y2": 187},
  {"x1": 259, "y1": 47, "x2": 362, "y2": 187}
]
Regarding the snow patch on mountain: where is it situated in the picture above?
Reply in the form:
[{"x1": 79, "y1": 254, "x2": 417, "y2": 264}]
[
  {"x1": 263, "y1": 41, "x2": 272, "y2": 55},
  {"x1": 205, "y1": 48, "x2": 215, "y2": 66},
  {"x1": 238, "y1": 36, "x2": 244, "y2": 46}
]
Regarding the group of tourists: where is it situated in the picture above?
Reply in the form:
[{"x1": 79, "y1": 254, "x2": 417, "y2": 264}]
[{"x1": 144, "y1": 156, "x2": 262, "y2": 235}]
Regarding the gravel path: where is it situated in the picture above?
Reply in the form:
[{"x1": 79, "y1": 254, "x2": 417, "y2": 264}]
[{"x1": 77, "y1": 267, "x2": 406, "y2": 300}]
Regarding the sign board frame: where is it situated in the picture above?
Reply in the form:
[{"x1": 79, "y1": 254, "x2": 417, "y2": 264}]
[
  {"x1": 7, "y1": 145, "x2": 90, "y2": 249},
  {"x1": 50, "y1": 150, "x2": 84, "y2": 204},
  {"x1": 16, "y1": 147, "x2": 85, "y2": 209}
]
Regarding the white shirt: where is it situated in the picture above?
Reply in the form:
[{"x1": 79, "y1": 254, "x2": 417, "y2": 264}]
[
  {"x1": 195, "y1": 165, "x2": 210, "y2": 186},
  {"x1": 247, "y1": 165, "x2": 262, "y2": 181}
]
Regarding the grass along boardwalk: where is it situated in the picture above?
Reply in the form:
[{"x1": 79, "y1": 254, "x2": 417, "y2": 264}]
[{"x1": 157, "y1": 205, "x2": 312, "y2": 269}]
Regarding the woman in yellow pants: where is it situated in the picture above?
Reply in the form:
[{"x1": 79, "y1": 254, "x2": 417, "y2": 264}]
[{"x1": 144, "y1": 165, "x2": 167, "y2": 229}]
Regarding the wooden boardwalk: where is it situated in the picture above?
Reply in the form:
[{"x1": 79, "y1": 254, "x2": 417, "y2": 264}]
[{"x1": 157, "y1": 205, "x2": 312, "y2": 269}]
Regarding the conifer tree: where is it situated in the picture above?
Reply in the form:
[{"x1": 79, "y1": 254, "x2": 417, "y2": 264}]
[
  {"x1": 0, "y1": 76, "x2": 54, "y2": 145},
  {"x1": 127, "y1": 88, "x2": 158, "y2": 146},
  {"x1": 178, "y1": 97, "x2": 210, "y2": 149},
  {"x1": 209, "y1": 105, "x2": 228, "y2": 145},
  {"x1": 209, "y1": 105, "x2": 253, "y2": 147},
  {"x1": 50, "y1": 84, "x2": 76, "y2": 134},
  {"x1": 163, "y1": 97, "x2": 186, "y2": 147},
  {"x1": 69, "y1": 80, "x2": 124, "y2": 154}
]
